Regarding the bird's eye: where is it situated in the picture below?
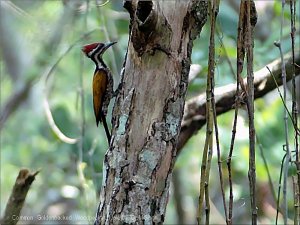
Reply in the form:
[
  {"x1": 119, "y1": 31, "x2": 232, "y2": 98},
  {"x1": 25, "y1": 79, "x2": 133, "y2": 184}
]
[{"x1": 98, "y1": 43, "x2": 104, "y2": 49}]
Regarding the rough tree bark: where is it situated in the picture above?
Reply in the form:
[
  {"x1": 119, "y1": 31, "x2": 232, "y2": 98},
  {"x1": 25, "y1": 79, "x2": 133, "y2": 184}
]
[
  {"x1": 94, "y1": 1, "x2": 207, "y2": 224},
  {"x1": 1, "y1": 169, "x2": 39, "y2": 225}
]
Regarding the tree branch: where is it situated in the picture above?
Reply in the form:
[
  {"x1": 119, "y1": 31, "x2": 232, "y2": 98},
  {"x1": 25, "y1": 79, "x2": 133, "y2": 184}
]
[
  {"x1": 178, "y1": 51, "x2": 300, "y2": 152},
  {"x1": 1, "y1": 169, "x2": 39, "y2": 225}
]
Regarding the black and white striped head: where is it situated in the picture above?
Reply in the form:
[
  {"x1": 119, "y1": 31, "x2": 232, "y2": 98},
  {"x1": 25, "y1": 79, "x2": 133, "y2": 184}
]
[{"x1": 82, "y1": 42, "x2": 117, "y2": 69}]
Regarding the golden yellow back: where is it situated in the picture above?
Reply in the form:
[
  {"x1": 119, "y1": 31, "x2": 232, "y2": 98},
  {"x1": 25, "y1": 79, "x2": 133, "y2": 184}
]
[{"x1": 93, "y1": 69, "x2": 108, "y2": 126}]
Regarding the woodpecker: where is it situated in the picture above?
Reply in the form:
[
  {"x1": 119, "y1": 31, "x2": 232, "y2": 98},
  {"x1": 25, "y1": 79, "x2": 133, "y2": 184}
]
[{"x1": 81, "y1": 41, "x2": 116, "y2": 144}]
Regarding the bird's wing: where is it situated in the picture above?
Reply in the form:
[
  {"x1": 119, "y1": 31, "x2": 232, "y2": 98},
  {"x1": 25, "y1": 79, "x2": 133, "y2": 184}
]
[{"x1": 93, "y1": 69, "x2": 108, "y2": 126}]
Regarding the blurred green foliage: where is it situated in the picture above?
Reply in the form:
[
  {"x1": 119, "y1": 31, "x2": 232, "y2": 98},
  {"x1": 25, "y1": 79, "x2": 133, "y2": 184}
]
[{"x1": 0, "y1": 1, "x2": 299, "y2": 224}]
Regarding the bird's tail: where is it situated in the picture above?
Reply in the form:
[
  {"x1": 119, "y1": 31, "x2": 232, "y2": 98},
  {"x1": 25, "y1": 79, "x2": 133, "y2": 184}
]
[{"x1": 101, "y1": 114, "x2": 111, "y2": 145}]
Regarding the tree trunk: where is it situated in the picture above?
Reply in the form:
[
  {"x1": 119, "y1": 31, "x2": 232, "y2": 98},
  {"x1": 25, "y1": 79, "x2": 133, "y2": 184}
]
[{"x1": 94, "y1": 1, "x2": 207, "y2": 224}]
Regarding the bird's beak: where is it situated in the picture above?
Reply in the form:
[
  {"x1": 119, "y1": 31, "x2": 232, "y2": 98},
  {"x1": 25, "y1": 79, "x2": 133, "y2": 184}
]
[{"x1": 104, "y1": 41, "x2": 117, "y2": 51}]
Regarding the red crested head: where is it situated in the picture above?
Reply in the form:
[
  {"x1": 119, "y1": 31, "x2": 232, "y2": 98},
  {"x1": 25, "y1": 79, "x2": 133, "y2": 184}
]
[
  {"x1": 82, "y1": 41, "x2": 117, "y2": 62},
  {"x1": 81, "y1": 42, "x2": 101, "y2": 55}
]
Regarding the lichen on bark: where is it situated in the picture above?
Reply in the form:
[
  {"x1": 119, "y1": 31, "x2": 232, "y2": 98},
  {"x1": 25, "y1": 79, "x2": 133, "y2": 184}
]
[{"x1": 94, "y1": 1, "x2": 207, "y2": 224}]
